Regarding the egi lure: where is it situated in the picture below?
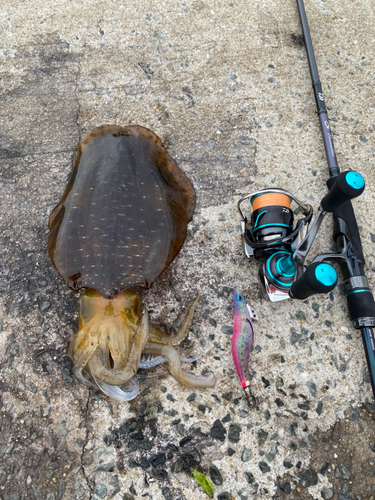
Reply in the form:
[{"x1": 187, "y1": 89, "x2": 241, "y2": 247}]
[{"x1": 232, "y1": 288, "x2": 258, "y2": 406}]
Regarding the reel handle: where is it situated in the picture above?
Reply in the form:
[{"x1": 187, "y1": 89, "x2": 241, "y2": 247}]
[
  {"x1": 290, "y1": 262, "x2": 337, "y2": 300},
  {"x1": 321, "y1": 171, "x2": 365, "y2": 213}
]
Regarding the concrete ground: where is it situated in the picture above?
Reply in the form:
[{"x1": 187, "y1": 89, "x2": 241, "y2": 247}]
[{"x1": 1, "y1": 0, "x2": 375, "y2": 499}]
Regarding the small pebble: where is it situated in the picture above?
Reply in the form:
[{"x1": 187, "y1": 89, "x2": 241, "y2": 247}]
[
  {"x1": 161, "y1": 487, "x2": 172, "y2": 500},
  {"x1": 209, "y1": 464, "x2": 223, "y2": 486},
  {"x1": 210, "y1": 419, "x2": 226, "y2": 442},
  {"x1": 340, "y1": 464, "x2": 350, "y2": 479},
  {"x1": 300, "y1": 467, "x2": 318, "y2": 487},
  {"x1": 306, "y1": 381, "x2": 317, "y2": 397},
  {"x1": 221, "y1": 325, "x2": 233, "y2": 335},
  {"x1": 94, "y1": 483, "x2": 107, "y2": 499},
  {"x1": 149, "y1": 453, "x2": 166, "y2": 468},
  {"x1": 241, "y1": 445, "x2": 252, "y2": 462},
  {"x1": 262, "y1": 377, "x2": 270, "y2": 388},
  {"x1": 320, "y1": 462, "x2": 330, "y2": 475},
  {"x1": 218, "y1": 494, "x2": 231, "y2": 500},
  {"x1": 279, "y1": 482, "x2": 291, "y2": 494},
  {"x1": 222, "y1": 391, "x2": 232, "y2": 401},
  {"x1": 40, "y1": 301, "x2": 51, "y2": 312},
  {"x1": 228, "y1": 424, "x2": 241, "y2": 443},
  {"x1": 259, "y1": 461, "x2": 271, "y2": 473},
  {"x1": 222, "y1": 413, "x2": 231, "y2": 424},
  {"x1": 244, "y1": 471, "x2": 255, "y2": 484},
  {"x1": 237, "y1": 488, "x2": 248, "y2": 500},
  {"x1": 316, "y1": 401, "x2": 323, "y2": 415},
  {"x1": 258, "y1": 429, "x2": 268, "y2": 447},
  {"x1": 321, "y1": 487, "x2": 333, "y2": 500},
  {"x1": 349, "y1": 410, "x2": 359, "y2": 421}
]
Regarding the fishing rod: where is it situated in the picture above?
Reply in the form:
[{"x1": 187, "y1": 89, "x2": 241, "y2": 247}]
[
  {"x1": 235, "y1": 0, "x2": 375, "y2": 400},
  {"x1": 296, "y1": 0, "x2": 375, "y2": 398}
]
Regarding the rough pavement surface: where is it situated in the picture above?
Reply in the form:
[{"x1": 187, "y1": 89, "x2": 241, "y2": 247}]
[{"x1": 1, "y1": 1, "x2": 375, "y2": 499}]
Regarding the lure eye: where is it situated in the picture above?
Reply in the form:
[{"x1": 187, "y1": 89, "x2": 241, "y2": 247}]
[{"x1": 236, "y1": 295, "x2": 242, "y2": 301}]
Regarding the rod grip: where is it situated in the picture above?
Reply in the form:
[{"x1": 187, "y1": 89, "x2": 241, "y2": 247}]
[
  {"x1": 347, "y1": 291, "x2": 375, "y2": 322},
  {"x1": 321, "y1": 171, "x2": 365, "y2": 212},
  {"x1": 290, "y1": 262, "x2": 337, "y2": 300}
]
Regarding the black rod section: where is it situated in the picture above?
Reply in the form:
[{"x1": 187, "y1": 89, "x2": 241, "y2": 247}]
[
  {"x1": 362, "y1": 327, "x2": 375, "y2": 399},
  {"x1": 296, "y1": 0, "x2": 339, "y2": 178},
  {"x1": 296, "y1": 0, "x2": 375, "y2": 400}
]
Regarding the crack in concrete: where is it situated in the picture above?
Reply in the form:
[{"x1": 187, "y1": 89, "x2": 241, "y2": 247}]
[
  {"x1": 75, "y1": 61, "x2": 82, "y2": 143},
  {"x1": 80, "y1": 391, "x2": 93, "y2": 500},
  {"x1": 0, "y1": 148, "x2": 78, "y2": 161}
]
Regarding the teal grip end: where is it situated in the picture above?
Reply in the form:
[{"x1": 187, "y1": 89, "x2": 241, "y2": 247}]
[
  {"x1": 346, "y1": 171, "x2": 365, "y2": 190},
  {"x1": 315, "y1": 263, "x2": 337, "y2": 286}
]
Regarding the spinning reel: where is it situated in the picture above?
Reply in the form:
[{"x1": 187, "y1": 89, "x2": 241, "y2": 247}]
[{"x1": 238, "y1": 171, "x2": 366, "y2": 303}]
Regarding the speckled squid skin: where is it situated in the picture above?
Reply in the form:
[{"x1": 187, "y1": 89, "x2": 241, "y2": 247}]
[
  {"x1": 48, "y1": 125, "x2": 195, "y2": 298},
  {"x1": 48, "y1": 125, "x2": 215, "y2": 395}
]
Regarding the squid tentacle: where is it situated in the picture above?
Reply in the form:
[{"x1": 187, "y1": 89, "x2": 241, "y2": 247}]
[
  {"x1": 139, "y1": 352, "x2": 202, "y2": 369},
  {"x1": 148, "y1": 296, "x2": 199, "y2": 346},
  {"x1": 143, "y1": 343, "x2": 216, "y2": 388}
]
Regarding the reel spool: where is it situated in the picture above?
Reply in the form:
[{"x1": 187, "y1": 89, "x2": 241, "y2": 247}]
[
  {"x1": 238, "y1": 188, "x2": 312, "y2": 257},
  {"x1": 249, "y1": 192, "x2": 297, "y2": 299},
  {"x1": 250, "y1": 192, "x2": 294, "y2": 247}
]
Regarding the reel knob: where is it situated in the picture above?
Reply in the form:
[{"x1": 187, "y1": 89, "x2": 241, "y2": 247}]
[
  {"x1": 321, "y1": 171, "x2": 365, "y2": 213},
  {"x1": 290, "y1": 262, "x2": 337, "y2": 300},
  {"x1": 263, "y1": 251, "x2": 296, "y2": 292}
]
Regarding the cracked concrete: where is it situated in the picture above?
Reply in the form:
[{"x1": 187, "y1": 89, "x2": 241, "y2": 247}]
[
  {"x1": 75, "y1": 59, "x2": 83, "y2": 143},
  {"x1": 1, "y1": 0, "x2": 375, "y2": 499},
  {"x1": 81, "y1": 394, "x2": 94, "y2": 500}
]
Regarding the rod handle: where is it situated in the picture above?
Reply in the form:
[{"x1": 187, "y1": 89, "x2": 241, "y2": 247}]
[
  {"x1": 290, "y1": 262, "x2": 337, "y2": 300},
  {"x1": 321, "y1": 171, "x2": 365, "y2": 212},
  {"x1": 347, "y1": 291, "x2": 375, "y2": 324}
]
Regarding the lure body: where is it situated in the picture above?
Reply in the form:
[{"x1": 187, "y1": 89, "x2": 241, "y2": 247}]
[{"x1": 232, "y1": 288, "x2": 256, "y2": 405}]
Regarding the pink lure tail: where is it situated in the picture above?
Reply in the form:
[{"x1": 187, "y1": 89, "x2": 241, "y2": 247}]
[{"x1": 232, "y1": 288, "x2": 255, "y2": 405}]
